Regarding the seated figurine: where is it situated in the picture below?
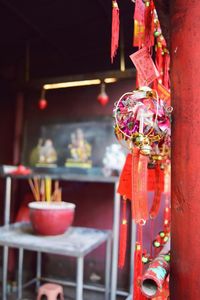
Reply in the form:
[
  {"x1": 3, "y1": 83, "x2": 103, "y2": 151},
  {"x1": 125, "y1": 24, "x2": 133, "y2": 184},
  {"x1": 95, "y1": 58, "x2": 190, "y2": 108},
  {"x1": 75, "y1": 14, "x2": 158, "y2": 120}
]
[
  {"x1": 66, "y1": 128, "x2": 92, "y2": 168},
  {"x1": 30, "y1": 138, "x2": 57, "y2": 167}
]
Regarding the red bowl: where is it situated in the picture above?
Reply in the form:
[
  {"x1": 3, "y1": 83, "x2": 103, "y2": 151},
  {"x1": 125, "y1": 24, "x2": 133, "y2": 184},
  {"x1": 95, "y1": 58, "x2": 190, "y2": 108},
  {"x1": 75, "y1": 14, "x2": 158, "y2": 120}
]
[{"x1": 28, "y1": 201, "x2": 75, "y2": 235}]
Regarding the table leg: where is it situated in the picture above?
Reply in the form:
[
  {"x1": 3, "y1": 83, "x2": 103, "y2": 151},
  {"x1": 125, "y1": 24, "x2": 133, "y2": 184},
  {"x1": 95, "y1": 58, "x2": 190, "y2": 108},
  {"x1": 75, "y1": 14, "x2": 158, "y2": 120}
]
[
  {"x1": 18, "y1": 248, "x2": 24, "y2": 300},
  {"x1": 111, "y1": 182, "x2": 121, "y2": 300},
  {"x1": 4, "y1": 176, "x2": 11, "y2": 226},
  {"x1": 36, "y1": 252, "x2": 42, "y2": 290},
  {"x1": 3, "y1": 246, "x2": 8, "y2": 300},
  {"x1": 76, "y1": 256, "x2": 84, "y2": 300},
  {"x1": 105, "y1": 236, "x2": 112, "y2": 300}
]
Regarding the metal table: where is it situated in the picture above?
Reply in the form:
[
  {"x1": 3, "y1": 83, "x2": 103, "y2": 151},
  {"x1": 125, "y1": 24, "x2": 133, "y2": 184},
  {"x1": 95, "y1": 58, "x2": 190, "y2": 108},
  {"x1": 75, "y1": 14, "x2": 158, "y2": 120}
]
[
  {"x1": 0, "y1": 222, "x2": 112, "y2": 300},
  {"x1": 2, "y1": 172, "x2": 136, "y2": 300}
]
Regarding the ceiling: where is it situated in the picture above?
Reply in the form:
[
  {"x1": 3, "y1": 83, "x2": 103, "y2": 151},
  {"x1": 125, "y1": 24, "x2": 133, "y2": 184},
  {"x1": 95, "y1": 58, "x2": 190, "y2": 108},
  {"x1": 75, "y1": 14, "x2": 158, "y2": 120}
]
[{"x1": 0, "y1": 0, "x2": 135, "y2": 83}]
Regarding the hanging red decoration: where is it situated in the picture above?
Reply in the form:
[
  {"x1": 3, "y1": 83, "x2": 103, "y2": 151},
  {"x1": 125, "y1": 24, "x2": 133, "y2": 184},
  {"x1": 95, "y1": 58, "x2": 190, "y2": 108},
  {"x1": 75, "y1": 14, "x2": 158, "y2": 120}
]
[
  {"x1": 133, "y1": 0, "x2": 145, "y2": 48},
  {"x1": 149, "y1": 164, "x2": 163, "y2": 219},
  {"x1": 132, "y1": 150, "x2": 149, "y2": 225},
  {"x1": 141, "y1": 240, "x2": 170, "y2": 298},
  {"x1": 111, "y1": 0, "x2": 120, "y2": 63},
  {"x1": 118, "y1": 196, "x2": 128, "y2": 269},
  {"x1": 38, "y1": 89, "x2": 48, "y2": 110},
  {"x1": 39, "y1": 98, "x2": 47, "y2": 110},
  {"x1": 117, "y1": 153, "x2": 133, "y2": 200},
  {"x1": 97, "y1": 83, "x2": 109, "y2": 106},
  {"x1": 111, "y1": 0, "x2": 172, "y2": 298},
  {"x1": 163, "y1": 51, "x2": 170, "y2": 89},
  {"x1": 144, "y1": 0, "x2": 155, "y2": 48},
  {"x1": 129, "y1": 47, "x2": 159, "y2": 87},
  {"x1": 133, "y1": 227, "x2": 148, "y2": 300}
]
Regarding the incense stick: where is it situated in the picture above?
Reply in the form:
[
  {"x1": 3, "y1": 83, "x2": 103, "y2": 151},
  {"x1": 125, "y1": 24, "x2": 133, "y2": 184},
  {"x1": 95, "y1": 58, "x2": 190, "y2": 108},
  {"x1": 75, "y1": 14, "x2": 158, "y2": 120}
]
[
  {"x1": 45, "y1": 177, "x2": 52, "y2": 202},
  {"x1": 28, "y1": 178, "x2": 62, "y2": 203},
  {"x1": 28, "y1": 178, "x2": 39, "y2": 201},
  {"x1": 51, "y1": 181, "x2": 60, "y2": 201},
  {"x1": 34, "y1": 177, "x2": 40, "y2": 201},
  {"x1": 40, "y1": 179, "x2": 45, "y2": 201}
]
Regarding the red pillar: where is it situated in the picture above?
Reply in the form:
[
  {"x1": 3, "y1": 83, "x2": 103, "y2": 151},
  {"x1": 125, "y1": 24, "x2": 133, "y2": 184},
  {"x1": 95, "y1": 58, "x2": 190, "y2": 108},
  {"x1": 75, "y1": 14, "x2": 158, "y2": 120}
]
[{"x1": 170, "y1": 1, "x2": 200, "y2": 299}]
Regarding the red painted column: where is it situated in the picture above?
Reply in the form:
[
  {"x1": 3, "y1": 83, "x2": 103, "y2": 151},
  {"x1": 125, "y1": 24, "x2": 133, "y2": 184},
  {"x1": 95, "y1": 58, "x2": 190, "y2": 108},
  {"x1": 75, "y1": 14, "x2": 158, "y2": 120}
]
[{"x1": 170, "y1": 1, "x2": 200, "y2": 299}]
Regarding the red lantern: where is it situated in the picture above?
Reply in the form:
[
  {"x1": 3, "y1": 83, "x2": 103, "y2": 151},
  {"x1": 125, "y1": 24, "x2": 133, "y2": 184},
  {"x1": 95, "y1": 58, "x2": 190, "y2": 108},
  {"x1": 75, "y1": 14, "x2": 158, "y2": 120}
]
[
  {"x1": 39, "y1": 98, "x2": 47, "y2": 110},
  {"x1": 97, "y1": 83, "x2": 109, "y2": 106},
  {"x1": 39, "y1": 89, "x2": 48, "y2": 110}
]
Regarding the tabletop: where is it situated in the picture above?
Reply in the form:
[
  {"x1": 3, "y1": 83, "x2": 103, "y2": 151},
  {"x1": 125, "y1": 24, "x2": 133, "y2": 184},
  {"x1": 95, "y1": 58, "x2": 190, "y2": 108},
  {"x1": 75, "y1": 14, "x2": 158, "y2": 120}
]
[
  {"x1": 0, "y1": 222, "x2": 111, "y2": 257},
  {"x1": 0, "y1": 166, "x2": 119, "y2": 183}
]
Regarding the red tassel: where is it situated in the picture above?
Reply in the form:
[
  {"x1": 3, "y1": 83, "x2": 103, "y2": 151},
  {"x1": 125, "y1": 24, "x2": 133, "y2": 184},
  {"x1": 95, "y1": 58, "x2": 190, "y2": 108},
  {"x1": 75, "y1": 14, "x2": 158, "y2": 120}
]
[
  {"x1": 155, "y1": 44, "x2": 164, "y2": 84},
  {"x1": 163, "y1": 163, "x2": 171, "y2": 232},
  {"x1": 118, "y1": 197, "x2": 128, "y2": 268},
  {"x1": 133, "y1": 227, "x2": 147, "y2": 300},
  {"x1": 132, "y1": 151, "x2": 149, "y2": 224},
  {"x1": 131, "y1": 148, "x2": 140, "y2": 220},
  {"x1": 111, "y1": 0, "x2": 119, "y2": 63},
  {"x1": 163, "y1": 52, "x2": 170, "y2": 89},
  {"x1": 137, "y1": 154, "x2": 149, "y2": 223},
  {"x1": 150, "y1": 164, "x2": 163, "y2": 219},
  {"x1": 133, "y1": 242, "x2": 143, "y2": 300}
]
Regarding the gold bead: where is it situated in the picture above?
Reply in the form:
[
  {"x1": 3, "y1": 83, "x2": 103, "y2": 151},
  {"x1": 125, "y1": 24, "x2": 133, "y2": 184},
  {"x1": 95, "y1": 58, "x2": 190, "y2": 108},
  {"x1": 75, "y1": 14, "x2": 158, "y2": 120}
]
[{"x1": 134, "y1": 134, "x2": 145, "y2": 146}]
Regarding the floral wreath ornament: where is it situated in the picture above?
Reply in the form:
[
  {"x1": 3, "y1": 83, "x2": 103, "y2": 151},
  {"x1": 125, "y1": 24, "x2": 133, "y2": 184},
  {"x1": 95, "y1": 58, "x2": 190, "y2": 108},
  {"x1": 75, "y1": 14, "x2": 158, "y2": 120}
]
[{"x1": 113, "y1": 86, "x2": 172, "y2": 159}]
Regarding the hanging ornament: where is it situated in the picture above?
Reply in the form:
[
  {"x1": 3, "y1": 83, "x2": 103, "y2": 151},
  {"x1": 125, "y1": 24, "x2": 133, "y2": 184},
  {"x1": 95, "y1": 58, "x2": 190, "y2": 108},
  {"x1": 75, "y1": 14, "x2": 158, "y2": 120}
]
[
  {"x1": 38, "y1": 89, "x2": 48, "y2": 110},
  {"x1": 142, "y1": 251, "x2": 151, "y2": 265},
  {"x1": 113, "y1": 86, "x2": 172, "y2": 156},
  {"x1": 97, "y1": 83, "x2": 109, "y2": 106},
  {"x1": 111, "y1": 0, "x2": 172, "y2": 298},
  {"x1": 111, "y1": 0, "x2": 120, "y2": 63},
  {"x1": 141, "y1": 240, "x2": 170, "y2": 298}
]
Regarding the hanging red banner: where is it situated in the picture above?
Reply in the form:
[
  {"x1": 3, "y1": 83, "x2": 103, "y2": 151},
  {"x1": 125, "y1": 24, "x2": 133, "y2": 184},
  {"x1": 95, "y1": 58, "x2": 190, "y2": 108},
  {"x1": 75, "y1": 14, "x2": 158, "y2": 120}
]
[{"x1": 130, "y1": 47, "x2": 160, "y2": 86}]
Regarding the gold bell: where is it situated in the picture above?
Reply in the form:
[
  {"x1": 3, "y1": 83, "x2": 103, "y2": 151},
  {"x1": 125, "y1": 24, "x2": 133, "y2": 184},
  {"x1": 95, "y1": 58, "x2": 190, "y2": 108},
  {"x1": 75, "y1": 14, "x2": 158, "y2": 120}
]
[
  {"x1": 151, "y1": 154, "x2": 163, "y2": 161},
  {"x1": 140, "y1": 144, "x2": 152, "y2": 156}
]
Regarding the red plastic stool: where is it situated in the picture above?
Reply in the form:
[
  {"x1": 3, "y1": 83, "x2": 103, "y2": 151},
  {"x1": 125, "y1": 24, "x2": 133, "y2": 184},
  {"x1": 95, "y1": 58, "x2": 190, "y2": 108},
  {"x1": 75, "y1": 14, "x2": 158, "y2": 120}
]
[{"x1": 37, "y1": 283, "x2": 64, "y2": 300}]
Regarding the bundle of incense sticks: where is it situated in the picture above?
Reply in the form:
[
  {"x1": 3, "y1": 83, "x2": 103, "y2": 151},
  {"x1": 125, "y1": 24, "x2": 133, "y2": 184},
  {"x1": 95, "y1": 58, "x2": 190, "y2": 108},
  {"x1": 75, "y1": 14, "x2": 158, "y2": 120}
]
[{"x1": 28, "y1": 177, "x2": 62, "y2": 202}]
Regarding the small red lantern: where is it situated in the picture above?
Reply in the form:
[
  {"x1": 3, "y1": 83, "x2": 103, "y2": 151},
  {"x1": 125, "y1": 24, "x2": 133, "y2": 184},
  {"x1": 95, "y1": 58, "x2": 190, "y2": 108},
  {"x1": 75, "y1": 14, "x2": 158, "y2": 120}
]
[
  {"x1": 39, "y1": 98, "x2": 47, "y2": 110},
  {"x1": 97, "y1": 83, "x2": 109, "y2": 106},
  {"x1": 39, "y1": 89, "x2": 48, "y2": 110}
]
